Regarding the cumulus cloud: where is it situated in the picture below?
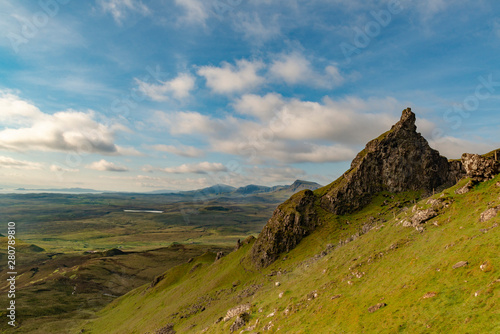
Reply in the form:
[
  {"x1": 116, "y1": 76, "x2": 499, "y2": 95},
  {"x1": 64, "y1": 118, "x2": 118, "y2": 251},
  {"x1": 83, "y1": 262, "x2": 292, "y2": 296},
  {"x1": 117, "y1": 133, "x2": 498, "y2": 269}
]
[
  {"x1": 429, "y1": 136, "x2": 496, "y2": 159},
  {"x1": 0, "y1": 92, "x2": 130, "y2": 155},
  {"x1": 197, "y1": 59, "x2": 265, "y2": 94},
  {"x1": 0, "y1": 156, "x2": 42, "y2": 170},
  {"x1": 87, "y1": 159, "x2": 129, "y2": 172},
  {"x1": 162, "y1": 162, "x2": 228, "y2": 174},
  {"x1": 98, "y1": 0, "x2": 150, "y2": 24},
  {"x1": 154, "y1": 110, "x2": 238, "y2": 136},
  {"x1": 233, "y1": 93, "x2": 285, "y2": 121},
  {"x1": 270, "y1": 53, "x2": 344, "y2": 88},
  {"x1": 157, "y1": 94, "x2": 403, "y2": 163},
  {"x1": 135, "y1": 73, "x2": 195, "y2": 101},
  {"x1": 149, "y1": 144, "x2": 205, "y2": 158}
]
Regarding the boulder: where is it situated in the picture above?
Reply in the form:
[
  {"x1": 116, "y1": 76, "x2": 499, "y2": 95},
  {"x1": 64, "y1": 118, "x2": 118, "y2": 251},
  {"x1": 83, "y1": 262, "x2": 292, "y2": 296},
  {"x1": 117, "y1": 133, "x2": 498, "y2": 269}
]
[
  {"x1": 452, "y1": 261, "x2": 468, "y2": 269},
  {"x1": 480, "y1": 207, "x2": 500, "y2": 222},
  {"x1": 368, "y1": 303, "x2": 387, "y2": 313},
  {"x1": 461, "y1": 153, "x2": 500, "y2": 181}
]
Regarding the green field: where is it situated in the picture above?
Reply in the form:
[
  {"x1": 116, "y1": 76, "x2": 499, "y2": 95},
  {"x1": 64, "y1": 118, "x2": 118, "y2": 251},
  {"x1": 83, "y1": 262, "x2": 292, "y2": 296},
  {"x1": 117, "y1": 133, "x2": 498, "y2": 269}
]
[{"x1": 0, "y1": 191, "x2": 288, "y2": 333}]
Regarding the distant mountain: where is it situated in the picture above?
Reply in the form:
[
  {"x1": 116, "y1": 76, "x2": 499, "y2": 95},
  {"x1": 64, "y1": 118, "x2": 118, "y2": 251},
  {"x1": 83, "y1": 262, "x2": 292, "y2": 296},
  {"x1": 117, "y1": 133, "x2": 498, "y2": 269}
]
[
  {"x1": 181, "y1": 184, "x2": 236, "y2": 196},
  {"x1": 285, "y1": 179, "x2": 322, "y2": 192},
  {"x1": 233, "y1": 184, "x2": 274, "y2": 195}
]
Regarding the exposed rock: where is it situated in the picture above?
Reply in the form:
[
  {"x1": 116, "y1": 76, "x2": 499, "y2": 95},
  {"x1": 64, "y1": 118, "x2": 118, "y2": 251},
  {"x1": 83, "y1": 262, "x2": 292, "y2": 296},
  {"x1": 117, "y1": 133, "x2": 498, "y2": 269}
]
[
  {"x1": 149, "y1": 274, "x2": 165, "y2": 288},
  {"x1": 215, "y1": 251, "x2": 224, "y2": 261},
  {"x1": 461, "y1": 153, "x2": 500, "y2": 181},
  {"x1": 480, "y1": 207, "x2": 500, "y2": 222},
  {"x1": 235, "y1": 239, "x2": 242, "y2": 251},
  {"x1": 155, "y1": 324, "x2": 176, "y2": 334},
  {"x1": 455, "y1": 179, "x2": 478, "y2": 195},
  {"x1": 411, "y1": 208, "x2": 438, "y2": 226},
  {"x1": 331, "y1": 294, "x2": 342, "y2": 300},
  {"x1": 250, "y1": 109, "x2": 463, "y2": 268},
  {"x1": 368, "y1": 303, "x2": 387, "y2": 313},
  {"x1": 307, "y1": 291, "x2": 319, "y2": 300},
  {"x1": 243, "y1": 235, "x2": 256, "y2": 244},
  {"x1": 229, "y1": 312, "x2": 249, "y2": 333},
  {"x1": 263, "y1": 321, "x2": 274, "y2": 331},
  {"x1": 250, "y1": 190, "x2": 318, "y2": 268},
  {"x1": 422, "y1": 292, "x2": 438, "y2": 299},
  {"x1": 224, "y1": 304, "x2": 251, "y2": 322},
  {"x1": 452, "y1": 261, "x2": 468, "y2": 269},
  {"x1": 480, "y1": 261, "x2": 493, "y2": 272},
  {"x1": 321, "y1": 109, "x2": 458, "y2": 215}
]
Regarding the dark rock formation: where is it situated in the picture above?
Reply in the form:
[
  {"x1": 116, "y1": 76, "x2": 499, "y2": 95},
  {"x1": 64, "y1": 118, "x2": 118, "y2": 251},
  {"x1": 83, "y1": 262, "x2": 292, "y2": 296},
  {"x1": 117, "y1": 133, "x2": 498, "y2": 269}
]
[
  {"x1": 215, "y1": 251, "x2": 224, "y2": 261},
  {"x1": 250, "y1": 190, "x2": 317, "y2": 268},
  {"x1": 321, "y1": 108, "x2": 457, "y2": 214},
  {"x1": 249, "y1": 108, "x2": 472, "y2": 268}
]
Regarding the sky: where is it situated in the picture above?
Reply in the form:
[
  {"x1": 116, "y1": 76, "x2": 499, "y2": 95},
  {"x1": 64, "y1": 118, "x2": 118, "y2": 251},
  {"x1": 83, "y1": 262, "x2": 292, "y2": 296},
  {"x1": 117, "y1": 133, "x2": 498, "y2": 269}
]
[{"x1": 0, "y1": 0, "x2": 500, "y2": 192}]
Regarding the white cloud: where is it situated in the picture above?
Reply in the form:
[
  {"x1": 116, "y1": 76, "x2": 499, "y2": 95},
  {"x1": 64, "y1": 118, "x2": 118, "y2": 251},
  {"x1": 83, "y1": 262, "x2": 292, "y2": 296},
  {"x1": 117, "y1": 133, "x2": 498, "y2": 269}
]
[
  {"x1": 174, "y1": 0, "x2": 209, "y2": 25},
  {"x1": 163, "y1": 162, "x2": 228, "y2": 174},
  {"x1": 87, "y1": 159, "x2": 129, "y2": 172},
  {"x1": 233, "y1": 93, "x2": 285, "y2": 121},
  {"x1": 154, "y1": 110, "x2": 238, "y2": 136},
  {"x1": 270, "y1": 53, "x2": 344, "y2": 88},
  {"x1": 0, "y1": 156, "x2": 42, "y2": 170},
  {"x1": 135, "y1": 73, "x2": 195, "y2": 101},
  {"x1": 429, "y1": 136, "x2": 496, "y2": 160},
  {"x1": 98, "y1": 0, "x2": 150, "y2": 24},
  {"x1": 149, "y1": 144, "x2": 205, "y2": 158},
  {"x1": 0, "y1": 91, "x2": 129, "y2": 155},
  {"x1": 197, "y1": 59, "x2": 265, "y2": 94},
  {"x1": 158, "y1": 94, "x2": 402, "y2": 163}
]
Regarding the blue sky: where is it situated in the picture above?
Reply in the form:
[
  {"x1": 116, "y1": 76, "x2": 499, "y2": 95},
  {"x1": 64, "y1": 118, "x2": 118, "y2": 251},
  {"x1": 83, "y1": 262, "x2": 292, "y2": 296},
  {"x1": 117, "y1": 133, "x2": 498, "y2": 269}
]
[{"x1": 0, "y1": 0, "x2": 499, "y2": 192}]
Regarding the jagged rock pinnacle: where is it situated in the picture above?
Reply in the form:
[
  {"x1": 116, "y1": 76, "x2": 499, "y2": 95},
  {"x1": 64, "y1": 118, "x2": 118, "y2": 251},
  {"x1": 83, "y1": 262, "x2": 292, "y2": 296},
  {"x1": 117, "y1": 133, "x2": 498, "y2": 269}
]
[{"x1": 250, "y1": 108, "x2": 465, "y2": 268}]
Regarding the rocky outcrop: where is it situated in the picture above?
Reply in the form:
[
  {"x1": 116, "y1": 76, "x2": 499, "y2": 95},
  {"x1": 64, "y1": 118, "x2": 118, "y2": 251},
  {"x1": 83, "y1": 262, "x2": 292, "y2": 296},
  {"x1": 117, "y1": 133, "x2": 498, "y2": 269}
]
[
  {"x1": 249, "y1": 108, "x2": 480, "y2": 268},
  {"x1": 321, "y1": 108, "x2": 458, "y2": 215},
  {"x1": 461, "y1": 153, "x2": 500, "y2": 181},
  {"x1": 480, "y1": 206, "x2": 500, "y2": 222},
  {"x1": 250, "y1": 190, "x2": 317, "y2": 268}
]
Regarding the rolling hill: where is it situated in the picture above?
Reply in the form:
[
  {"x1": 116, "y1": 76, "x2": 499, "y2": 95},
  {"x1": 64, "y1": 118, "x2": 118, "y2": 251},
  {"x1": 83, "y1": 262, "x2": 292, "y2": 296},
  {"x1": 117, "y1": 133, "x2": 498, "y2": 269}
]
[{"x1": 76, "y1": 109, "x2": 500, "y2": 333}]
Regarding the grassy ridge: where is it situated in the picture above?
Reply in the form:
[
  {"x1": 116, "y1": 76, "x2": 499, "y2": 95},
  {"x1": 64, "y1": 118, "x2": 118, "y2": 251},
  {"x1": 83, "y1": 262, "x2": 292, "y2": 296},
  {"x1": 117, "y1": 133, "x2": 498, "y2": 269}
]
[{"x1": 80, "y1": 176, "x2": 500, "y2": 333}]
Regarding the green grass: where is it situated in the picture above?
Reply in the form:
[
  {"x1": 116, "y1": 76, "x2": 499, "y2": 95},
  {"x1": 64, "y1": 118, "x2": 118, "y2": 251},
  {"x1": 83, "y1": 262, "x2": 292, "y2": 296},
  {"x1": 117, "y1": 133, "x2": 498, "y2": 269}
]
[{"x1": 78, "y1": 175, "x2": 500, "y2": 333}]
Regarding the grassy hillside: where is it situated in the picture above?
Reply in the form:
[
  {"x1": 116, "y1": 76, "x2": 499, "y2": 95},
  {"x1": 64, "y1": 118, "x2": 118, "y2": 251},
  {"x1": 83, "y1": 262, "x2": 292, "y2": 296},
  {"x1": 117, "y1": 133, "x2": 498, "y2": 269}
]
[
  {"x1": 0, "y1": 243, "x2": 232, "y2": 333},
  {"x1": 79, "y1": 175, "x2": 500, "y2": 333}
]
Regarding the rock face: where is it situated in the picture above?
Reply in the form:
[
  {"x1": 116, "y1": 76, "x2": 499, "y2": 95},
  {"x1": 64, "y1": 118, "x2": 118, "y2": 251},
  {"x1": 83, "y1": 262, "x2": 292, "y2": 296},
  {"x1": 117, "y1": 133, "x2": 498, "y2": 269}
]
[
  {"x1": 250, "y1": 108, "x2": 473, "y2": 268},
  {"x1": 461, "y1": 153, "x2": 500, "y2": 181},
  {"x1": 250, "y1": 190, "x2": 317, "y2": 268},
  {"x1": 321, "y1": 108, "x2": 457, "y2": 214}
]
